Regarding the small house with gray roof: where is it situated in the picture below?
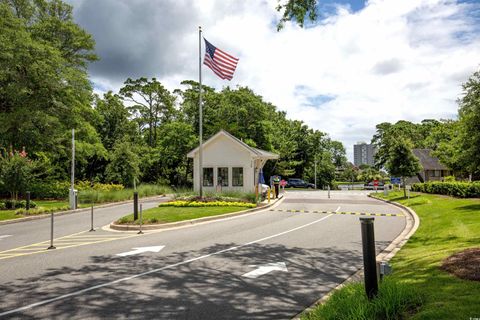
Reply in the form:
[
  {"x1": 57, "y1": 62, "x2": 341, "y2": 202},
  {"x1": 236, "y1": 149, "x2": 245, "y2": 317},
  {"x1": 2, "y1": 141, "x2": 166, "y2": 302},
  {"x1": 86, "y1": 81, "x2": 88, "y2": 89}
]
[
  {"x1": 187, "y1": 130, "x2": 279, "y2": 193},
  {"x1": 411, "y1": 149, "x2": 452, "y2": 183}
]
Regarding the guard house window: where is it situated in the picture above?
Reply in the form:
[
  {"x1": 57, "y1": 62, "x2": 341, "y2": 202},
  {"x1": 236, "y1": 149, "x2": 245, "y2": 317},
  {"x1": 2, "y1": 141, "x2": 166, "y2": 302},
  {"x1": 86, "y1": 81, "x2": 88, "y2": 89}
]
[
  {"x1": 218, "y1": 167, "x2": 228, "y2": 186},
  {"x1": 203, "y1": 168, "x2": 214, "y2": 186},
  {"x1": 232, "y1": 167, "x2": 243, "y2": 186}
]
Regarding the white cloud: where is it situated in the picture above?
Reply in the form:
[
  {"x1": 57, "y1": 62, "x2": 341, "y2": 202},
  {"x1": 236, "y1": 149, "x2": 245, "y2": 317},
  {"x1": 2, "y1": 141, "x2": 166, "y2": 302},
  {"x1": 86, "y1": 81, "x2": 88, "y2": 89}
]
[{"x1": 71, "y1": 0, "x2": 480, "y2": 160}]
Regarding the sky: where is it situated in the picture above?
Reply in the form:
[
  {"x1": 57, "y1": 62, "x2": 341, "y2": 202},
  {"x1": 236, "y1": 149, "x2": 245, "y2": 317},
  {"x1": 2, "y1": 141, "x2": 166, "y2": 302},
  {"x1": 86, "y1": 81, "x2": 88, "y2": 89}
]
[{"x1": 66, "y1": 0, "x2": 480, "y2": 161}]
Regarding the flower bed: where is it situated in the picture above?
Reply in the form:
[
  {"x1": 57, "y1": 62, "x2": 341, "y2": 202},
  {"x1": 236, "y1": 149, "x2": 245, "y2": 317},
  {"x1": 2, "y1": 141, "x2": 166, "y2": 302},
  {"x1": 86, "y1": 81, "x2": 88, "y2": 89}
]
[{"x1": 159, "y1": 200, "x2": 256, "y2": 208}]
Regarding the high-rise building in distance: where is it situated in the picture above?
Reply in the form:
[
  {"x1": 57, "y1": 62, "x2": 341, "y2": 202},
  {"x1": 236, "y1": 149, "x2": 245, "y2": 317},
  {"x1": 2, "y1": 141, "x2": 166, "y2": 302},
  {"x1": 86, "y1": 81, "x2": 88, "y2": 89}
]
[{"x1": 353, "y1": 143, "x2": 377, "y2": 166}]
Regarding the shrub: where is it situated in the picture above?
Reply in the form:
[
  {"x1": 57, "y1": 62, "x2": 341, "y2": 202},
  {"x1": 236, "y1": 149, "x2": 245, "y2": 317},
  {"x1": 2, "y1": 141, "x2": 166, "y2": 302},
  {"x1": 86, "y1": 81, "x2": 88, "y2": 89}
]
[
  {"x1": 0, "y1": 202, "x2": 5, "y2": 210},
  {"x1": 159, "y1": 201, "x2": 256, "y2": 208},
  {"x1": 18, "y1": 200, "x2": 36, "y2": 208},
  {"x1": 174, "y1": 190, "x2": 256, "y2": 204},
  {"x1": 75, "y1": 181, "x2": 124, "y2": 192},
  {"x1": 77, "y1": 184, "x2": 171, "y2": 204},
  {"x1": 411, "y1": 181, "x2": 480, "y2": 198},
  {"x1": 15, "y1": 206, "x2": 68, "y2": 216},
  {"x1": 30, "y1": 181, "x2": 70, "y2": 199}
]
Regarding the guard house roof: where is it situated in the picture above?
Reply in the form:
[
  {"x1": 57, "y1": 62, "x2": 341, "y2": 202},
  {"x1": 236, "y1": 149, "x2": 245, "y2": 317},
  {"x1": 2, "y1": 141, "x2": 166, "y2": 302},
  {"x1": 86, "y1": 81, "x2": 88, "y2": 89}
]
[
  {"x1": 412, "y1": 149, "x2": 449, "y2": 170},
  {"x1": 187, "y1": 130, "x2": 279, "y2": 160}
]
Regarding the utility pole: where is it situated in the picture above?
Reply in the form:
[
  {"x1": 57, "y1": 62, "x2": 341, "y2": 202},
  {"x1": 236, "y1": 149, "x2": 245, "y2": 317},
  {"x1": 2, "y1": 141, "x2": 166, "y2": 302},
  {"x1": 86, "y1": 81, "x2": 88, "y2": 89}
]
[{"x1": 69, "y1": 129, "x2": 76, "y2": 210}]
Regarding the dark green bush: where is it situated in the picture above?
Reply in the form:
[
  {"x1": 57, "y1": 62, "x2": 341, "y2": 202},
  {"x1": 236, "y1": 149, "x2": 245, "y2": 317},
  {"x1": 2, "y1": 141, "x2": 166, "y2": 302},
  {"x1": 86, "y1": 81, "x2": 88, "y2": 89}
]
[
  {"x1": 30, "y1": 181, "x2": 70, "y2": 199},
  {"x1": 411, "y1": 181, "x2": 480, "y2": 198},
  {"x1": 1, "y1": 199, "x2": 37, "y2": 209}
]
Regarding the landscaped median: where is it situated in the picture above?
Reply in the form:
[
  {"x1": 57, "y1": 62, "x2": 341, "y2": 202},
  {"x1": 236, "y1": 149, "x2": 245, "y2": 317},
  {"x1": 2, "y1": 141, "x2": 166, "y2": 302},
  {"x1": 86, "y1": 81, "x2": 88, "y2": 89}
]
[
  {"x1": 111, "y1": 194, "x2": 281, "y2": 230},
  {"x1": 116, "y1": 201, "x2": 255, "y2": 225},
  {"x1": 301, "y1": 191, "x2": 480, "y2": 320}
]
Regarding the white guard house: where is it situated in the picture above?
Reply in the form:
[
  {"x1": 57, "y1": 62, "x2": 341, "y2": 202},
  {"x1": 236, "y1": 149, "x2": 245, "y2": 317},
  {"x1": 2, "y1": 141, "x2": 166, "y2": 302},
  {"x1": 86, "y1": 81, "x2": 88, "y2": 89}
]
[{"x1": 187, "y1": 130, "x2": 279, "y2": 193}]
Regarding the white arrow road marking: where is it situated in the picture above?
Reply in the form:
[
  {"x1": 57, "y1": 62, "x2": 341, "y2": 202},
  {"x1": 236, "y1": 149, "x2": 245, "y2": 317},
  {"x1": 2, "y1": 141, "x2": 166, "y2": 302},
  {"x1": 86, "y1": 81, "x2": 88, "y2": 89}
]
[
  {"x1": 116, "y1": 246, "x2": 165, "y2": 257},
  {"x1": 0, "y1": 235, "x2": 12, "y2": 240},
  {"x1": 242, "y1": 262, "x2": 288, "y2": 279},
  {"x1": 0, "y1": 214, "x2": 334, "y2": 317}
]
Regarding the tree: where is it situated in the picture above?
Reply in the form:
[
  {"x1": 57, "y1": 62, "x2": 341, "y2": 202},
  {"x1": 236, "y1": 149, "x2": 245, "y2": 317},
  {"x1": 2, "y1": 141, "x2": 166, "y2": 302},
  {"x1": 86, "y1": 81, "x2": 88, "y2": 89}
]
[
  {"x1": 276, "y1": 0, "x2": 318, "y2": 31},
  {"x1": 105, "y1": 140, "x2": 140, "y2": 187},
  {"x1": 0, "y1": 0, "x2": 97, "y2": 154},
  {"x1": 385, "y1": 139, "x2": 421, "y2": 197},
  {"x1": 94, "y1": 91, "x2": 137, "y2": 150},
  {"x1": 119, "y1": 78, "x2": 176, "y2": 147},
  {"x1": 0, "y1": 149, "x2": 34, "y2": 200},
  {"x1": 457, "y1": 69, "x2": 480, "y2": 178}
]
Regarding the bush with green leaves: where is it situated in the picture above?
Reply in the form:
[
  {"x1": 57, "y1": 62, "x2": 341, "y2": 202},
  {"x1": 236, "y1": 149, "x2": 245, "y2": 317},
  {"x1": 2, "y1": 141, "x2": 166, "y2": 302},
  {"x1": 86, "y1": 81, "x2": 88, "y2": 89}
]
[
  {"x1": 0, "y1": 199, "x2": 37, "y2": 210},
  {"x1": 30, "y1": 181, "x2": 70, "y2": 199},
  {"x1": 412, "y1": 181, "x2": 480, "y2": 198},
  {"x1": 77, "y1": 184, "x2": 171, "y2": 204},
  {"x1": 174, "y1": 190, "x2": 256, "y2": 204},
  {"x1": 75, "y1": 181, "x2": 124, "y2": 192}
]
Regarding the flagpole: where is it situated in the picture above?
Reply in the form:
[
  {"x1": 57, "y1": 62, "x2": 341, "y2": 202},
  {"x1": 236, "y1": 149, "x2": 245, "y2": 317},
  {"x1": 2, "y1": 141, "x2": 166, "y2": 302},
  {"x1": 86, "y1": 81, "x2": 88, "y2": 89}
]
[{"x1": 198, "y1": 26, "x2": 203, "y2": 198}]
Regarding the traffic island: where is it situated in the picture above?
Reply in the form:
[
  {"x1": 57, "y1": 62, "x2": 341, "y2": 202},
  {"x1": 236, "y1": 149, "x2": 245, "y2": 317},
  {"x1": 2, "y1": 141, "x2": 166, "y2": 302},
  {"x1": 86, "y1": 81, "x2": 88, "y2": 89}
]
[{"x1": 110, "y1": 195, "x2": 284, "y2": 231}]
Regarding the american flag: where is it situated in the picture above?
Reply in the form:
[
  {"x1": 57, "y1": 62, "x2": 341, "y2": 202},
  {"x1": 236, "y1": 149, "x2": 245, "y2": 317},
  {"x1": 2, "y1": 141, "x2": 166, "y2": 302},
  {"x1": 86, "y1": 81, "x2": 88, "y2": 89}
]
[{"x1": 203, "y1": 38, "x2": 239, "y2": 80}]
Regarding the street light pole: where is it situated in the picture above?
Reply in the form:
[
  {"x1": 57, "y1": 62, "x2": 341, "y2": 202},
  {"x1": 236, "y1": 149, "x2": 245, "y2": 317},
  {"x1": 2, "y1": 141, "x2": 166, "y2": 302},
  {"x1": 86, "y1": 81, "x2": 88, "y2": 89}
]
[{"x1": 314, "y1": 158, "x2": 317, "y2": 189}]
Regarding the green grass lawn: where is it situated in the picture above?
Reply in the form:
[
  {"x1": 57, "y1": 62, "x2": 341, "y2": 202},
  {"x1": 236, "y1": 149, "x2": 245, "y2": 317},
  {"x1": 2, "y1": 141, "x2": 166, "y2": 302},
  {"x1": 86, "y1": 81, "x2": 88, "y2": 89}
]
[
  {"x1": 117, "y1": 206, "x2": 248, "y2": 224},
  {"x1": 302, "y1": 191, "x2": 480, "y2": 319},
  {"x1": 373, "y1": 191, "x2": 480, "y2": 319}
]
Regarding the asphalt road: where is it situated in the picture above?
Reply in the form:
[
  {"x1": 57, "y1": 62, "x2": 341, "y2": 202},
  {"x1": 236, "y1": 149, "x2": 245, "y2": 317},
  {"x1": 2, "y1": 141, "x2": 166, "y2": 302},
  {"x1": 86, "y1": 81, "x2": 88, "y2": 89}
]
[{"x1": 0, "y1": 190, "x2": 406, "y2": 320}]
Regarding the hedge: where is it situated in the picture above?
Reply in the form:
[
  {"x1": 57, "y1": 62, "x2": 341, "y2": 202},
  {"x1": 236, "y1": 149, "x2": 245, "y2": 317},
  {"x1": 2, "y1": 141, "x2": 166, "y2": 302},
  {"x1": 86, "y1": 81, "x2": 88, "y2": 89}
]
[{"x1": 411, "y1": 181, "x2": 480, "y2": 198}]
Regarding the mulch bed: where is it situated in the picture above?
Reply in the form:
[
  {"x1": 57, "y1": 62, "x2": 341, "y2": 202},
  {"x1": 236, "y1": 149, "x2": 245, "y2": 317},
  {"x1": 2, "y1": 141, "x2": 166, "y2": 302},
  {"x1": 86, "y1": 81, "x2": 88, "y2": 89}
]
[{"x1": 440, "y1": 248, "x2": 480, "y2": 281}]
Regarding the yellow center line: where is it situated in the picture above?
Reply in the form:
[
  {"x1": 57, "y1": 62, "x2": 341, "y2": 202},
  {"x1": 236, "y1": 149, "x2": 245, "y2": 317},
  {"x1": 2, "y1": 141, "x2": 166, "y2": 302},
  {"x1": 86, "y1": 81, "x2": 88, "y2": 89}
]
[{"x1": 0, "y1": 232, "x2": 140, "y2": 261}]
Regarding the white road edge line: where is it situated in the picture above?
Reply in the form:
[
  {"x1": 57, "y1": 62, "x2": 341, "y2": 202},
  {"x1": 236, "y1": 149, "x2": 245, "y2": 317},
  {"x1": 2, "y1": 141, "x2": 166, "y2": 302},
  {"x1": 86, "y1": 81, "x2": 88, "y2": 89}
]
[
  {"x1": 335, "y1": 206, "x2": 341, "y2": 212},
  {"x1": 0, "y1": 214, "x2": 333, "y2": 317}
]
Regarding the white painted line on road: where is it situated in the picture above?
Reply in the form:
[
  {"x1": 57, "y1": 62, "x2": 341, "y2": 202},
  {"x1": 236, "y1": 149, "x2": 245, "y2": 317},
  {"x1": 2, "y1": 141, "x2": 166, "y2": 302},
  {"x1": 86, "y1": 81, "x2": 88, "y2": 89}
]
[
  {"x1": 0, "y1": 235, "x2": 12, "y2": 240},
  {"x1": 242, "y1": 262, "x2": 288, "y2": 279},
  {"x1": 0, "y1": 214, "x2": 333, "y2": 317},
  {"x1": 116, "y1": 246, "x2": 165, "y2": 257},
  {"x1": 335, "y1": 206, "x2": 341, "y2": 212}
]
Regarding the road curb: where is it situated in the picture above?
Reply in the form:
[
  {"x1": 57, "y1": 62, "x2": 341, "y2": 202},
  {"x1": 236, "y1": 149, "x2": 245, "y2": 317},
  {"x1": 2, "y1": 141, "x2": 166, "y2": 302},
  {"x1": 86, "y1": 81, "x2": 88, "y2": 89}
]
[
  {"x1": 0, "y1": 195, "x2": 169, "y2": 226},
  {"x1": 292, "y1": 193, "x2": 420, "y2": 319},
  {"x1": 109, "y1": 194, "x2": 285, "y2": 232}
]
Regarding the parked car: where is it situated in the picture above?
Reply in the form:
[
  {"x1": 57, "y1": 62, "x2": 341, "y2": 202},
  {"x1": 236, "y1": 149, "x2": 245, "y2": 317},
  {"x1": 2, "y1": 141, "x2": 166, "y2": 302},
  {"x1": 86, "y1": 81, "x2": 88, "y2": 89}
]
[
  {"x1": 364, "y1": 181, "x2": 385, "y2": 190},
  {"x1": 286, "y1": 178, "x2": 315, "y2": 189}
]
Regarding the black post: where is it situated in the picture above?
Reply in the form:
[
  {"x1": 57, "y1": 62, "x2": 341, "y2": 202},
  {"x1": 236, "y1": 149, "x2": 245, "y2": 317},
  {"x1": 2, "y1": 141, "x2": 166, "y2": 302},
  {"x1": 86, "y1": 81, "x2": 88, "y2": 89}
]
[
  {"x1": 133, "y1": 191, "x2": 139, "y2": 221},
  {"x1": 75, "y1": 191, "x2": 78, "y2": 209},
  {"x1": 138, "y1": 203, "x2": 143, "y2": 235},
  {"x1": 47, "y1": 211, "x2": 56, "y2": 250},
  {"x1": 89, "y1": 203, "x2": 95, "y2": 232},
  {"x1": 360, "y1": 217, "x2": 378, "y2": 299},
  {"x1": 26, "y1": 191, "x2": 31, "y2": 211}
]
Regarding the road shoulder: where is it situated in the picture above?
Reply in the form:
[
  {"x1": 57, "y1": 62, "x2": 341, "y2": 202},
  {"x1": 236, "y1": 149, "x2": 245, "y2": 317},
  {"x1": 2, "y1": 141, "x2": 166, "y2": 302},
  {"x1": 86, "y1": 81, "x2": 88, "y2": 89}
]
[{"x1": 293, "y1": 193, "x2": 420, "y2": 319}]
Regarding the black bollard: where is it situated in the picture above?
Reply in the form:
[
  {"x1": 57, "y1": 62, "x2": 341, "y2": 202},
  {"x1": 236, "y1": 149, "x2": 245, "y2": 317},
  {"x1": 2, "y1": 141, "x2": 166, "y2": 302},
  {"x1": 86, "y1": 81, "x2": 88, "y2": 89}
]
[
  {"x1": 133, "y1": 191, "x2": 139, "y2": 221},
  {"x1": 26, "y1": 191, "x2": 31, "y2": 211},
  {"x1": 360, "y1": 217, "x2": 378, "y2": 299},
  {"x1": 89, "y1": 203, "x2": 95, "y2": 232},
  {"x1": 138, "y1": 204, "x2": 143, "y2": 235},
  {"x1": 47, "y1": 211, "x2": 56, "y2": 250}
]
